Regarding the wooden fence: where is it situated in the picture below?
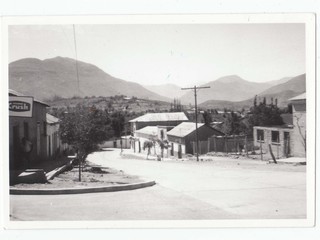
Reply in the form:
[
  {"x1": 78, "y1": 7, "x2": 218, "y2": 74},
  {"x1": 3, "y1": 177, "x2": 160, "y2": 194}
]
[{"x1": 192, "y1": 135, "x2": 254, "y2": 155}]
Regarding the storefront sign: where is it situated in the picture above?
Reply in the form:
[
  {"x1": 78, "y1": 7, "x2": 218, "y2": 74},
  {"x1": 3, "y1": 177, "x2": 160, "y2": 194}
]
[{"x1": 9, "y1": 96, "x2": 33, "y2": 117}]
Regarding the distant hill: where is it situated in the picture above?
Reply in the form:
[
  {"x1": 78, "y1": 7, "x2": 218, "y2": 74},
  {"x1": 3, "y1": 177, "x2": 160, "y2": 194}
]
[
  {"x1": 144, "y1": 83, "x2": 185, "y2": 99},
  {"x1": 9, "y1": 57, "x2": 169, "y2": 102},
  {"x1": 259, "y1": 74, "x2": 305, "y2": 96},
  {"x1": 180, "y1": 75, "x2": 272, "y2": 105},
  {"x1": 265, "y1": 77, "x2": 293, "y2": 86},
  {"x1": 47, "y1": 95, "x2": 172, "y2": 114},
  {"x1": 199, "y1": 74, "x2": 306, "y2": 110}
]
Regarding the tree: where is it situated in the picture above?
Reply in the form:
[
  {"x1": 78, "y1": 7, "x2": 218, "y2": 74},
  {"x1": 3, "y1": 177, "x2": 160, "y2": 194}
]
[
  {"x1": 60, "y1": 105, "x2": 113, "y2": 181},
  {"x1": 222, "y1": 111, "x2": 241, "y2": 135},
  {"x1": 111, "y1": 111, "x2": 125, "y2": 138},
  {"x1": 143, "y1": 140, "x2": 154, "y2": 159},
  {"x1": 157, "y1": 139, "x2": 170, "y2": 160},
  {"x1": 247, "y1": 100, "x2": 284, "y2": 136},
  {"x1": 202, "y1": 111, "x2": 212, "y2": 125},
  {"x1": 253, "y1": 95, "x2": 258, "y2": 107}
]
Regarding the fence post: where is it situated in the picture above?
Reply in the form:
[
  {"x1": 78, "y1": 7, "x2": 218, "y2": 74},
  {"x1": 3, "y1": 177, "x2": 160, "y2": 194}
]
[
  {"x1": 213, "y1": 136, "x2": 217, "y2": 152},
  {"x1": 287, "y1": 134, "x2": 290, "y2": 157},
  {"x1": 277, "y1": 135, "x2": 279, "y2": 159},
  {"x1": 207, "y1": 138, "x2": 210, "y2": 153},
  {"x1": 225, "y1": 136, "x2": 228, "y2": 153},
  {"x1": 245, "y1": 135, "x2": 248, "y2": 156},
  {"x1": 192, "y1": 142, "x2": 195, "y2": 155},
  {"x1": 199, "y1": 141, "x2": 202, "y2": 155},
  {"x1": 259, "y1": 136, "x2": 263, "y2": 160},
  {"x1": 237, "y1": 136, "x2": 240, "y2": 153},
  {"x1": 233, "y1": 135, "x2": 236, "y2": 153}
]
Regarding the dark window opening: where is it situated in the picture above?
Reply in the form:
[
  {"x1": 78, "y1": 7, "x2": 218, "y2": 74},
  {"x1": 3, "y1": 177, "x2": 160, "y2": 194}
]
[
  {"x1": 257, "y1": 129, "x2": 264, "y2": 141},
  {"x1": 271, "y1": 131, "x2": 280, "y2": 143}
]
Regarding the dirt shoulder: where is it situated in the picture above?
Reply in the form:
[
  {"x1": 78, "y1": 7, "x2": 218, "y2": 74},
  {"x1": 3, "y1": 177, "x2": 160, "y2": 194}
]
[{"x1": 11, "y1": 162, "x2": 143, "y2": 189}]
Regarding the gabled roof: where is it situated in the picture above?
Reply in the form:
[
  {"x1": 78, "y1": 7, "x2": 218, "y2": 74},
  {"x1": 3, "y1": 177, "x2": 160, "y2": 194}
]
[
  {"x1": 46, "y1": 113, "x2": 60, "y2": 124},
  {"x1": 129, "y1": 112, "x2": 188, "y2": 122},
  {"x1": 135, "y1": 126, "x2": 158, "y2": 136},
  {"x1": 289, "y1": 92, "x2": 306, "y2": 101},
  {"x1": 9, "y1": 89, "x2": 49, "y2": 107},
  {"x1": 167, "y1": 122, "x2": 204, "y2": 138}
]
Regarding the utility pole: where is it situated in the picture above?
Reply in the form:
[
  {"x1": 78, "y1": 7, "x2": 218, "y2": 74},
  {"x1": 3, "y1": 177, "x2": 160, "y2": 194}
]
[{"x1": 181, "y1": 85, "x2": 210, "y2": 161}]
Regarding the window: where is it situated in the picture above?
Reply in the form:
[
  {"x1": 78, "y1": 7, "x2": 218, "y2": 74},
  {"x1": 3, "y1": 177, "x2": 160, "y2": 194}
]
[
  {"x1": 257, "y1": 129, "x2": 264, "y2": 141},
  {"x1": 271, "y1": 131, "x2": 280, "y2": 143}
]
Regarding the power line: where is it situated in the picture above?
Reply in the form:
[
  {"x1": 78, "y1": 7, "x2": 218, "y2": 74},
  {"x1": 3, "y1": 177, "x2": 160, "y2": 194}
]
[
  {"x1": 181, "y1": 85, "x2": 210, "y2": 162},
  {"x1": 73, "y1": 25, "x2": 80, "y2": 94}
]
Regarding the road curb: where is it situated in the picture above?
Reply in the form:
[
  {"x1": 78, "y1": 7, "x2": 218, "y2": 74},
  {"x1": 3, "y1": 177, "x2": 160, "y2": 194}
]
[{"x1": 10, "y1": 181, "x2": 156, "y2": 195}]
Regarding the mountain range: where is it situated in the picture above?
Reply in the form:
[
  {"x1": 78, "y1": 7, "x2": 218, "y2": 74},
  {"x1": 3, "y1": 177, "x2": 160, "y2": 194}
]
[
  {"x1": 9, "y1": 57, "x2": 169, "y2": 102},
  {"x1": 9, "y1": 57, "x2": 305, "y2": 110},
  {"x1": 178, "y1": 75, "x2": 292, "y2": 105},
  {"x1": 199, "y1": 74, "x2": 306, "y2": 109}
]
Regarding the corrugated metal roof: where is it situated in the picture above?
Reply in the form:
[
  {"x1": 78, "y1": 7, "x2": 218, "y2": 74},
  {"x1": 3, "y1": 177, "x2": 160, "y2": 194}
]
[
  {"x1": 9, "y1": 89, "x2": 50, "y2": 107},
  {"x1": 289, "y1": 92, "x2": 306, "y2": 101},
  {"x1": 46, "y1": 113, "x2": 60, "y2": 124},
  {"x1": 135, "y1": 126, "x2": 158, "y2": 136},
  {"x1": 167, "y1": 122, "x2": 204, "y2": 138},
  {"x1": 129, "y1": 112, "x2": 188, "y2": 122}
]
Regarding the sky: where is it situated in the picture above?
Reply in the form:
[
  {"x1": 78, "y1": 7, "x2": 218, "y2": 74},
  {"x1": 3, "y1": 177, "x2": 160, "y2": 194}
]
[{"x1": 9, "y1": 23, "x2": 305, "y2": 87}]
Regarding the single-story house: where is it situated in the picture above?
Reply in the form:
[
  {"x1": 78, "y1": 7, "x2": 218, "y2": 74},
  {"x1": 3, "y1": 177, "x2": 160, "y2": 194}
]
[
  {"x1": 253, "y1": 92, "x2": 306, "y2": 159},
  {"x1": 253, "y1": 125, "x2": 293, "y2": 159},
  {"x1": 167, "y1": 122, "x2": 224, "y2": 158}
]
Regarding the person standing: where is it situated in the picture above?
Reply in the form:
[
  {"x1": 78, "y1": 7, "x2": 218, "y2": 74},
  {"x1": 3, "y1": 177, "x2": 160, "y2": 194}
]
[{"x1": 21, "y1": 137, "x2": 33, "y2": 169}]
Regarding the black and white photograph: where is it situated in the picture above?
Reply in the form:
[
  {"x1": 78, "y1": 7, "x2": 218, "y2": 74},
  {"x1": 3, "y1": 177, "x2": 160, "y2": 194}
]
[{"x1": 2, "y1": 13, "x2": 316, "y2": 229}]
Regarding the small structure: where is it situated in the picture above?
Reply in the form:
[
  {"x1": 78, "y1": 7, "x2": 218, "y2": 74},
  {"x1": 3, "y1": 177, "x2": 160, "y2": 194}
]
[
  {"x1": 253, "y1": 125, "x2": 293, "y2": 159},
  {"x1": 129, "y1": 112, "x2": 189, "y2": 133},
  {"x1": 253, "y1": 92, "x2": 306, "y2": 159},
  {"x1": 167, "y1": 122, "x2": 224, "y2": 157}
]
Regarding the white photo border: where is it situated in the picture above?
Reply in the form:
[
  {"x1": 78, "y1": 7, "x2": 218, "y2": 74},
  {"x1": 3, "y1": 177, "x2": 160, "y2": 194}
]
[{"x1": 1, "y1": 13, "x2": 316, "y2": 229}]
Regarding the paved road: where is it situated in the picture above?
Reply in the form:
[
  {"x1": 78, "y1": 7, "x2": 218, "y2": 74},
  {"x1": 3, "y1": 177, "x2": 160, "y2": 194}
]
[
  {"x1": 10, "y1": 148, "x2": 306, "y2": 221},
  {"x1": 87, "y1": 149, "x2": 306, "y2": 219}
]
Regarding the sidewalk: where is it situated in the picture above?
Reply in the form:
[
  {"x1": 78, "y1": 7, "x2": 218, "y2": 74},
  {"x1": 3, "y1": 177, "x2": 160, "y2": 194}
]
[
  {"x1": 276, "y1": 157, "x2": 306, "y2": 164},
  {"x1": 10, "y1": 155, "x2": 72, "y2": 185}
]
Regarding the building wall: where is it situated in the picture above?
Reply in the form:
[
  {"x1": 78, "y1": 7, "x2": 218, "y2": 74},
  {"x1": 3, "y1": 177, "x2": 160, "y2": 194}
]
[
  {"x1": 9, "y1": 101, "x2": 48, "y2": 170},
  {"x1": 291, "y1": 100, "x2": 306, "y2": 157},
  {"x1": 185, "y1": 125, "x2": 223, "y2": 154},
  {"x1": 253, "y1": 126, "x2": 293, "y2": 159}
]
